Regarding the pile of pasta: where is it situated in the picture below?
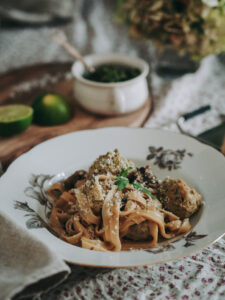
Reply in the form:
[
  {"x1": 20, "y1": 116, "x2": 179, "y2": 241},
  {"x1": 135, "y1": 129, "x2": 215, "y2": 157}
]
[{"x1": 48, "y1": 172, "x2": 191, "y2": 252}]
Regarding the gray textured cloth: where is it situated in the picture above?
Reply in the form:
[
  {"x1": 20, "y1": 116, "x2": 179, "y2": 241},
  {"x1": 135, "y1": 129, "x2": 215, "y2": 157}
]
[
  {"x1": 0, "y1": 0, "x2": 74, "y2": 17},
  {"x1": 0, "y1": 1, "x2": 155, "y2": 74},
  {"x1": 0, "y1": 212, "x2": 70, "y2": 300}
]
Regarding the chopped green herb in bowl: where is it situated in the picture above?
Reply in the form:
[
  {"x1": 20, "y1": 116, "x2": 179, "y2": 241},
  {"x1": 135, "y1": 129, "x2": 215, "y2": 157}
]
[{"x1": 83, "y1": 64, "x2": 141, "y2": 83}]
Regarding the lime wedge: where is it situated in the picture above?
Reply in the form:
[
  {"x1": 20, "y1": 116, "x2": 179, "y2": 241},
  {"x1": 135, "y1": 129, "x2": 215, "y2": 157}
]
[
  {"x1": 32, "y1": 93, "x2": 72, "y2": 126},
  {"x1": 0, "y1": 104, "x2": 33, "y2": 137}
]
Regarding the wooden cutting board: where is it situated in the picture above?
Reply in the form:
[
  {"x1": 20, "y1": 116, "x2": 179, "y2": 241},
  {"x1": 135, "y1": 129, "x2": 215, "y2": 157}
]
[{"x1": 0, "y1": 62, "x2": 152, "y2": 170}]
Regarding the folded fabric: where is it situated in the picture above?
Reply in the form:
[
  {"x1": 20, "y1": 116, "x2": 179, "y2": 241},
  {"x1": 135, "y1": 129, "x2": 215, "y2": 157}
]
[
  {"x1": 0, "y1": 212, "x2": 70, "y2": 300},
  {"x1": 0, "y1": 0, "x2": 74, "y2": 17}
]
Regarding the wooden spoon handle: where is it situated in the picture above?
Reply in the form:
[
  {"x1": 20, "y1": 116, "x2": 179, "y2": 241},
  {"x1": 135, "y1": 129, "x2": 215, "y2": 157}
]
[
  {"x1": 50, "y1": 29, "x2": 95, "y2": 73},
  {"x1": 61, "y1": 41, "x2": 94, "y2": 73}
]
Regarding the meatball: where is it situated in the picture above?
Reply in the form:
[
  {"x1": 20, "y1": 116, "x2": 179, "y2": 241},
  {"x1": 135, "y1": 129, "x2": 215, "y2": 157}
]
[
  {"x1": 158, "y1": 178, "x2": 202, "y2": 219},
  {"x1": 89, "y1": 149, "x2": 135, "y2": 176},
  {"x1": 126, "y1": 221, "x2": 149, "y2": 241}
]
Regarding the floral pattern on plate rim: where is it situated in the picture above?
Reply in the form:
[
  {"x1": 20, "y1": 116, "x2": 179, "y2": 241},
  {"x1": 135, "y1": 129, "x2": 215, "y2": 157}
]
[{"x1": 146, "y1": 146, "x2": 193, "y2": 170}]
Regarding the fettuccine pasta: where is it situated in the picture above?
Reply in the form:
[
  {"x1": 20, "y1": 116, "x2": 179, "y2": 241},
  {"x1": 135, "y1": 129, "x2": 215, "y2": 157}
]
[{"x1": 48, "y1": 149, "x2": 202, "y2": 252}]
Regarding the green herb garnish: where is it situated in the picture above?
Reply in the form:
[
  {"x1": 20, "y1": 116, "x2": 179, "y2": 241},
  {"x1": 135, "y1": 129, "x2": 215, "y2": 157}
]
[
  {"x1": 115, "y1": 167, "x2": 157, "y2": 199},
  {"x1": 116, "y1": 176, "x2": 129, "y2": 191},
  {"x1": 120, "y1": 167, "x2": 132, "y2": 177},
  {"x1": 132, "y1": 182, "x2": 156, "y2": 199},
  {"x1": 83, "y1": 64, "x2": 141, "y2": 83},
  {"x1": 116, "y1": 167, "x2": 132, "y2": 190}
]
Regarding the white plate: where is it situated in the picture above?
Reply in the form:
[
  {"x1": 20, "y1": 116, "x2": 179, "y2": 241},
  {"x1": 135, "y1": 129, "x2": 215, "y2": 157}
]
[{"x1": 0, "y1": 127, "x2": 224, "y2": 268}]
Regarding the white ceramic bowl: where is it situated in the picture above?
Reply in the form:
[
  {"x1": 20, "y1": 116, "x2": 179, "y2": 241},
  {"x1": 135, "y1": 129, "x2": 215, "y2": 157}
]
[{"x1": 72, "y1": 53, "x2": 149, "y2": 115}]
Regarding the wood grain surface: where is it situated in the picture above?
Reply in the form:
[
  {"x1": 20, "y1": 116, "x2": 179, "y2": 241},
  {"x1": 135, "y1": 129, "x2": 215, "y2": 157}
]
[{"x1": 0, "y1": 62, "x2": 152, "y2": 169}]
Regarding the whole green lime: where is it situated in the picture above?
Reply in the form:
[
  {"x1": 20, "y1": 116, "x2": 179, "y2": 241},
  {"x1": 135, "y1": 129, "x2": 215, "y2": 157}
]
[
  {"x1": 32, "y1": 93, "x2": 72, "y2": 126},
  {"x1": 0, "y1": 104, "x2": 33, "y2": 137}
]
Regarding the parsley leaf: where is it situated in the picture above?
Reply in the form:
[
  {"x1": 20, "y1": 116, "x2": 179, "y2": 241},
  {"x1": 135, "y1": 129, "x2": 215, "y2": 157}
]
[
  {"x1": 116, "y1": 167, "x2": 132, "y2": 191},
  {"x1": 132, "y1": 182, "x2": 156, "y2": 199},
  {"x1": 116, "y1": 167, "x2": 157, "y2": 199},
  {"x1": 116, "y1": 176, "x2": 129, "y2": 191},
  {"x1": 120, "y1": 167, "x2": 132, "y2": 177}
]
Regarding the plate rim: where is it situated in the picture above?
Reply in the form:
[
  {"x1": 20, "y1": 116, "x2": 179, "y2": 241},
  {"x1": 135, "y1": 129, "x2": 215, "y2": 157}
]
[{"x1": 3, "y1": 127, "x2": 225, "y2": 177}]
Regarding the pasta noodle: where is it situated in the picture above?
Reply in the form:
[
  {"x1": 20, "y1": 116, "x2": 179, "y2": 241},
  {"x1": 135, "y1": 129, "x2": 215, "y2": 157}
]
[{"x1": 48, "y1": 149, "x2": 200, "y2": 252}]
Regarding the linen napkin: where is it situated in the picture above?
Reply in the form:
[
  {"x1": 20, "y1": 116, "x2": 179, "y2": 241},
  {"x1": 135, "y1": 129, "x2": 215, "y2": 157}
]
[{"x1": 0, "y1": 212, "x2": 70, "y2": 300}]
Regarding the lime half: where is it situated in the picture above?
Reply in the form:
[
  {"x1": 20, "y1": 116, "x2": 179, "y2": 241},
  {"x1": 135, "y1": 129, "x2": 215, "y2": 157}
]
[
  {"x1": 32, "y1": 93, "x2": 72, "y2": 126},
  {"x1": 0, "y1": 104, "x2": 33, "y2": 137}
]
